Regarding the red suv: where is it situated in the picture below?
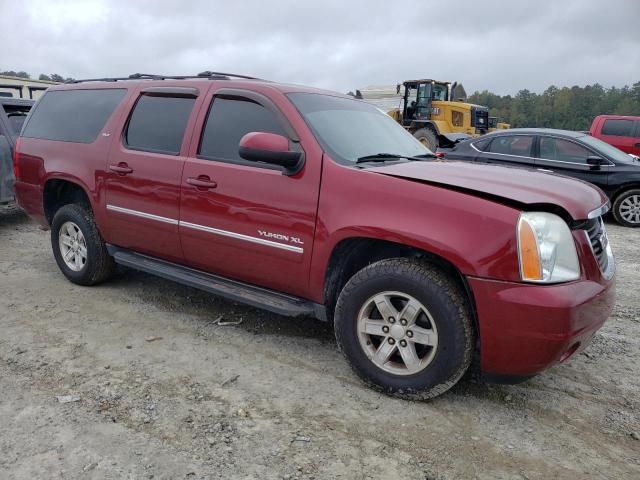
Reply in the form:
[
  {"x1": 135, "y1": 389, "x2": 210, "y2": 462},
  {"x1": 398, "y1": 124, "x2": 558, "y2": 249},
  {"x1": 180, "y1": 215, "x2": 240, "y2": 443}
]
[
  {"x1": 590, "y1": 114, "x2": 640, "y2": 157},
  {"x1": 15, "y1": 73, "x2": 615, "y2": 399}
]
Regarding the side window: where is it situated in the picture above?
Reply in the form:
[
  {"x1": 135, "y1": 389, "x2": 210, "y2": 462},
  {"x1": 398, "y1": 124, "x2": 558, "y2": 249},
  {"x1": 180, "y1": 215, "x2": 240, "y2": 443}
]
[
  {"x1": 487, "y1": 135, "x2": 533, "y2": 156},
  {"x1": 471, "y1": 137, "x2": 491, "y2": 151},
  {"x1": 601, "y1": 119, "x2": 634, "y2": 137},
  {"x1": 125, "y1": 95, "x2": 195, "y2": 155},
  {"x1": 451, "y1": 111, "x2": 463, "y2": 127},
  {"x1": 198, "y1": 96, "x2": 286, "y2": 162},
  {"x1": 539, "y1": 137, "x2": 591, "y2": 163},
  {"x1": 22, "y1": 89, "x2": 127, "y2": 143}
]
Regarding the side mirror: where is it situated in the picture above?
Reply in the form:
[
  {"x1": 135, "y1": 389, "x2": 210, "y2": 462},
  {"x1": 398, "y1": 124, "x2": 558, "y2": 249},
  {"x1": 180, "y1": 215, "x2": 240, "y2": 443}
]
[
  {"x1": 238, "y1": 132, "x2": 303, "y2": 173},
  {"x1": 586, "y1": 155, "x2": 605, "y2": 169}
]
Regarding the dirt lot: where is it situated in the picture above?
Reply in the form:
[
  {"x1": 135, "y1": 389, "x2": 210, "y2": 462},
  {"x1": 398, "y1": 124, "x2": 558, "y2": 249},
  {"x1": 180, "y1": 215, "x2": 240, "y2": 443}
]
[{"x1": 0, "y1": 208, "x2": 638, "y2": 480}]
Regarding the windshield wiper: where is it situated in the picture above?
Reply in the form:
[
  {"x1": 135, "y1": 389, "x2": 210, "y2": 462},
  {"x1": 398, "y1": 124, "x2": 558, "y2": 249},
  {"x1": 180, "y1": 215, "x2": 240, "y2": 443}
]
[
  {"x1": 355, "y1": 153, "x2": 407, "y2": 163},
  {"x1": 355, "y1": 152, "x2": 437, "y2": 164}
]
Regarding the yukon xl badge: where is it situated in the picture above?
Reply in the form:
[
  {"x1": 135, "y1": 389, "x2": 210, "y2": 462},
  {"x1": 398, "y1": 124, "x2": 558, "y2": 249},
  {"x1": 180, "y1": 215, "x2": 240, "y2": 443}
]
[{"x1": 258, "y1": 230, "x2": 304, "y2": 245}]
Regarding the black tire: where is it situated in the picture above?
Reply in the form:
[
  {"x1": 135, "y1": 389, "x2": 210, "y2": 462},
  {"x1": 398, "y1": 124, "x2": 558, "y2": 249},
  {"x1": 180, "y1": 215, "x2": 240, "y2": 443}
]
[
  {"x1": 413, "y1": 128, "x2": 438, "y2": 152},
  {"x1": 612, "y1": 189, "x2": 640, "y2": 228},
  {"x1": 51, "y1": 203, "x2": 115, "y2": 285},
  {"x1": 334, "y1": 258, "x2": 474, "y2": 400}
]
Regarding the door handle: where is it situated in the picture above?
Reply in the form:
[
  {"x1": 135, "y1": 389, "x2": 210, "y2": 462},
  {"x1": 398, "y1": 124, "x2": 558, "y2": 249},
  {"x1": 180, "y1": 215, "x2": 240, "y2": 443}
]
[
  {"x1": 186, "y1": 176, "x2": 217, "y2": 190},
  {"x1": 109, "y1": 163, "x2": 133, "y2": 175},
  {"x1": 634, "y1": 143, "x2": 640, "y2": 148}
]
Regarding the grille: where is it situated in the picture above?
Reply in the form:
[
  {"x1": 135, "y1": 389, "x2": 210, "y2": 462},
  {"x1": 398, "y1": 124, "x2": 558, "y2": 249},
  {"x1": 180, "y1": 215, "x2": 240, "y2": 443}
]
[{"x1": 584, "y1": 217, "x2": 609, "y2": 272}]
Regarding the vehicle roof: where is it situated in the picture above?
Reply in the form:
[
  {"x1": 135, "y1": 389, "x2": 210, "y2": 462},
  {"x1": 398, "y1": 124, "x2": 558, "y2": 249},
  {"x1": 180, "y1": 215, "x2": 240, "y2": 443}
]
[
  {"x1": 46, "y1": 76, "x2": 351, "y2": 98},
  {"x1": 593, "y1": 114, "x2": 640, "y2": 120},
  {"x1": 485, "y1": 128, "x2": 586, "y2": 138},
  {"x1": 0, "y1": 98, "x2": 35, "y2": 107},
  {"x1": 403, "y1": 79, "x2": 451, "y2": 85}
]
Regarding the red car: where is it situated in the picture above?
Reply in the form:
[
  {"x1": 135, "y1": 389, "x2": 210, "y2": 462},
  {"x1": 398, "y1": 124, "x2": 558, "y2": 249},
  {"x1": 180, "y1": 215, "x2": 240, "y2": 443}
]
[
  {"x1": 589, "y1": 114, "x2": 640, "y2": 157},
  {"x1": 14, "y1": 73, "x2": 615, "y2": 399}
]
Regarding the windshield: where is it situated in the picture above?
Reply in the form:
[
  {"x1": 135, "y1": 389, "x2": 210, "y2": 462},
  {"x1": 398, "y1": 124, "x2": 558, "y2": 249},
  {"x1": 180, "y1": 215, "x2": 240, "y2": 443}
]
[
  {"x1": 287, "y1": 93, "x2": 432, "y2": 165},
  {"x1": 578, "y1": 134, "x2": 638, "y2": 164}
]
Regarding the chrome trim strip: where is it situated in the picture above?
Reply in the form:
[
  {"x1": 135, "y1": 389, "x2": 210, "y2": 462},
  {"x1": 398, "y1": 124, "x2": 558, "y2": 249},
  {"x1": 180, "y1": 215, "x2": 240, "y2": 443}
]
[
  {"x1": 106, "y1": 204, "x2": 179, "y2": 225},
  {"x1": 179, "y1": 221, "x2": 304, "y2": 254},
  {"x1": 587, "y1": 202, "x2": 610, "y2": 219},
  {"x1": 106, "y1": 205, "x2": 304, "y2": 254}
]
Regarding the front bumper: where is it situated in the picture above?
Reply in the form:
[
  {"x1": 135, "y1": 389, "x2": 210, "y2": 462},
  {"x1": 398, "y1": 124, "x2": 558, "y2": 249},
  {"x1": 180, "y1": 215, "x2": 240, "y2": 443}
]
[{"x1": 468, "y1": 276, "x2": 615, "y2": 378}]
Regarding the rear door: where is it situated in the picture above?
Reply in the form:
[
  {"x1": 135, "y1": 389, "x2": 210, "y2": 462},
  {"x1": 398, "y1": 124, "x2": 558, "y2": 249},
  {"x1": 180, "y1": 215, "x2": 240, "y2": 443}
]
[
  {"x1": 598, "y1": 118, "x2": 636, "y2": 154},
  {"x1": 476, "y1": 134, "x2": 536, "y2": 168},
  {"x1": 104, "y1": 87, "x2": 202, "y2": 262},
  {"x1": 178, "y1": 88, "x2": 322, "y2": 298},
  {"x1": 534, "y1": 135, "x2": 610, "y2": 190}
]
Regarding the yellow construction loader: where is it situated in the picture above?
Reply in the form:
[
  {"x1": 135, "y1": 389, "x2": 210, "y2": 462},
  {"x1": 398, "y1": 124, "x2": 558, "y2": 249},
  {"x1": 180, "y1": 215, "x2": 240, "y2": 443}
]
[{"x1": 357, "y1": 79, "x2": 504, "y2": 151}]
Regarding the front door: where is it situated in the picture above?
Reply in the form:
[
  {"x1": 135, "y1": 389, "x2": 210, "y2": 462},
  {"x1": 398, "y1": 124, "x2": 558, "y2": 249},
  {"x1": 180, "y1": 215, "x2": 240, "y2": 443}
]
[
  {"x1": 105, "y1": 88, "x2": 200, "y2": 262},
  {"x1": 534, "y1": 135, "x2": 609, "y2": 190},
  {"x1": 179, "y1": 90, "x2": 322, "y2": 298}
]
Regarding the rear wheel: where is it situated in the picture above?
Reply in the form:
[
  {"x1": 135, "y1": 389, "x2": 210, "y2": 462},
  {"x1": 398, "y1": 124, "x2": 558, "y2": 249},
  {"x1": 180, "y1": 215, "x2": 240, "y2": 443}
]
[
  {"x1": 413, "y1": 128, "x2": 438, "y2": 152},
  {"x1": 51, "y1": 204, "x2": 115, "y2": 285},
  {"x1": 334, "y1": 258, "x2": 474, "y2": 400},
  {"x1": 612, "y1": 189, "x2": 640, "y2": 227}
]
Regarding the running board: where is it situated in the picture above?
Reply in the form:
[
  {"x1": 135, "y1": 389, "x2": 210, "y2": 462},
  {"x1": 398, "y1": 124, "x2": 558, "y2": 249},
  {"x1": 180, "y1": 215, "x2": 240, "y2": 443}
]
[{"x1": 106, "y1": 245, "x2": 326, "y2": 320}]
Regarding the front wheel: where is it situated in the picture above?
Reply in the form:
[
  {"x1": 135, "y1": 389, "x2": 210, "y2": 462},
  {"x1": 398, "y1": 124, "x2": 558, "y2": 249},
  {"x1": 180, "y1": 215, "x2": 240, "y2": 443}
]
[
  {"x1": 413, "y1": 128, "x2": 438, "y2": 152},
  {"x1": 612, "y1": 189, "x2": 640, "y2": 227},
  {"x1": 334, "y1": 258, "x2": 474, "y2": 400}
]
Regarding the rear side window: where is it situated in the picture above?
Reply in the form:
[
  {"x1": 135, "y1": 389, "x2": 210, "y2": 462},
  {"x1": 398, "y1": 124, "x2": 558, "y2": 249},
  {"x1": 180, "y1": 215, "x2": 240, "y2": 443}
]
[
  {"x1": 601, "y1": 119, "x2": 634, "y2": 137},
  {"x1": 487, "y1": 135, "x2": 534, "y2": 156},
  {"x1": 199, "y1": 97, "x2": 286, "y2": 162},
  {"x1": 125, "y1": 95, "x2": 195, "y2": 155},
  {"x1": 22, "y1": 89, "x2": 126, "y2": 143}
]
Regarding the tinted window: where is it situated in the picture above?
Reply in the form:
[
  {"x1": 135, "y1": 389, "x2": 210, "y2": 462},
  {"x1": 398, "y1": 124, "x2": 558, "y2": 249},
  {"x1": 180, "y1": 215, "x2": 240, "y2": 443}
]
[
  {"x1": 487, "y1": 135, "x2": 533, "y2": 156},
  {"x1": 4, "y1": 105, "x2": 31, "y2": 135},
  {"x1": 471, "y1": 137, "x2": 491, "y2": 151},
  {"x1": 22, "y1": 89, "x2": 126, "y2": 143},
  {"x1": 539, "y1": 137, "x2": 591, "y2": 163},
  {"x1": 125, "y1": 95, "x2": 195, "y2": 155},
  {"x1": 199, "y1": 97, "x2": 286, "y2": 162},
  {"x1": 601, "y1": 119, "x2": 633, "y2": 137}
]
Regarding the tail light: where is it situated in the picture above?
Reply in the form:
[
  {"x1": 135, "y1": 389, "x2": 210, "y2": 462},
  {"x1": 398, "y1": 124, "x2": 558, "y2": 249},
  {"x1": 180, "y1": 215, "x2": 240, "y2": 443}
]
[
  {"x1": 13, "y1": 137, "x2": 21, "y2": 181},
  {"x1": 435, "y1": 151, "x2": 445, "y2": 158}
]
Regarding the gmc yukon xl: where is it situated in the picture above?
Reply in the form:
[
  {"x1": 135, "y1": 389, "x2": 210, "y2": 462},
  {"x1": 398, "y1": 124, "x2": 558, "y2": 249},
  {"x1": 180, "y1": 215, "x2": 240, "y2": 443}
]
[{"x1": 14, "y1": 73, "x2": 616, "y2": 399}]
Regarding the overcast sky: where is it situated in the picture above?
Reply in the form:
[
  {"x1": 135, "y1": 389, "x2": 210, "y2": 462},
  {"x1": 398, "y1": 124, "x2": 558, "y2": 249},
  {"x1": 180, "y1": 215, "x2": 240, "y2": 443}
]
[{"x1": 2, "y1": 0, "x2": 639, "y2": 95}]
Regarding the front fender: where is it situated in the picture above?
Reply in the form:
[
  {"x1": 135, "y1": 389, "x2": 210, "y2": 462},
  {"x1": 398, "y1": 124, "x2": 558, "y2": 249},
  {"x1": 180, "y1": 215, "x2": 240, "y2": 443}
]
[{"x1": 309, "y1": 159, "x2": 522, "y2": 302}]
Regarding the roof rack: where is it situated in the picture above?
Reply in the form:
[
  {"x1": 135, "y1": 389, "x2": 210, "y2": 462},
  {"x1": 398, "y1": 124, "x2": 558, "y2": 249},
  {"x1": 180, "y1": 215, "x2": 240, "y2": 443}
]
[{"x1": 67, "y1": 71, "x2": 262, "y2": 84}]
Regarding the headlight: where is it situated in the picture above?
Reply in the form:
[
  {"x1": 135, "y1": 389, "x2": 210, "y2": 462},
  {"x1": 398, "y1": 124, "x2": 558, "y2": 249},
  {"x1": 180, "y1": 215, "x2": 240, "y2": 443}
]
[{"x1": 517, "y1": 212, "x2": 580, "y2": 283}]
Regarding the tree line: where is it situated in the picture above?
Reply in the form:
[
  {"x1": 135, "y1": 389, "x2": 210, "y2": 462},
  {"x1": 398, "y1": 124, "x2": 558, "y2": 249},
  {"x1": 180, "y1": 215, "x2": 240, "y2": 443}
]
[
  {"x1": 0, "y1": 70, "x2": 75, "y2": 83},
  {"x1": 468, "y1": 82, "x2": 640, "y2": 131}
]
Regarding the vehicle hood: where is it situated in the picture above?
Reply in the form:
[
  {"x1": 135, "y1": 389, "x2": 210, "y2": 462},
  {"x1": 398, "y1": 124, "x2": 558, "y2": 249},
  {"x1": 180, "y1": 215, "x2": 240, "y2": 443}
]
[{"x1": 368, "y1": 160, "x2": 608, "y2": 221}]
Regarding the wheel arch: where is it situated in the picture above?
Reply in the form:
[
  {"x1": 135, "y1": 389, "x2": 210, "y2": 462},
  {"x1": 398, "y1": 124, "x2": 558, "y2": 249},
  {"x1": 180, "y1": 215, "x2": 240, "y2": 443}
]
[
  {"x1": 322, "y1": 236, "x2": 479, "y2": 332},
  {"x1": 43, "y1": 176, "x2": 94, "y2": 225}
]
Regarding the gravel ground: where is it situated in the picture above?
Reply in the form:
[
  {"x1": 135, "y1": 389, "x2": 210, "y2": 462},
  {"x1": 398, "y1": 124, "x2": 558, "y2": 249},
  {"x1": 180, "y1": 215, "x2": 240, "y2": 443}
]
[{"x1": 1, "y1": 209, "x2": 638, "y2": 480}]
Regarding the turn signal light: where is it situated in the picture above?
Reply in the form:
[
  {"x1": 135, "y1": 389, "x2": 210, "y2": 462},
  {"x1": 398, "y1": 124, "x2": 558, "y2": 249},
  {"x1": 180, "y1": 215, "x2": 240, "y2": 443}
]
[{"x1": 518, "y1": 217, "x2": 542, "y2": 281}]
